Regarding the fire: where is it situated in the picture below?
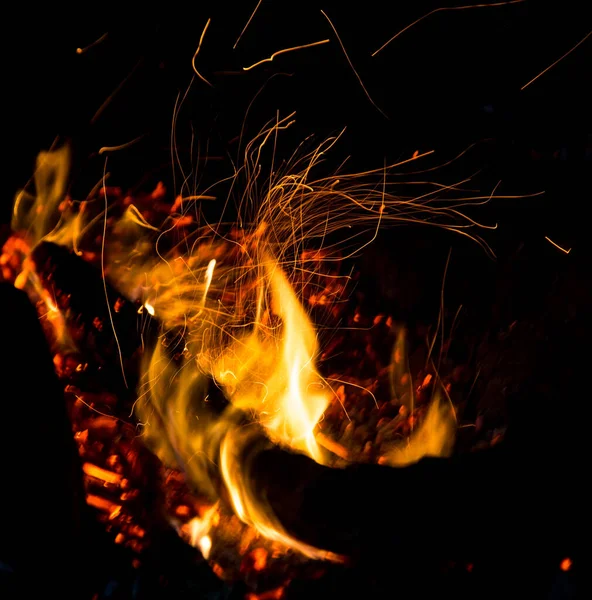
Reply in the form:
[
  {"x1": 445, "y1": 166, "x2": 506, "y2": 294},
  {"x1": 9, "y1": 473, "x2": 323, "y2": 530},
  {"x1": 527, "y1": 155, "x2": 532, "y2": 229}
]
[
  {"x1": 183, "y1": 504, "x2": 219, "y2": 559},
  {"x1": 133, "y1": 251, "x2": 335, "y2": 559},
  {"x1": 214, "y1": 260, "x2": 329, "y2": 462},
  {"x1": 2, "y1": 123, "x2": 505, "y2": 567},
  {"x1": 380, "y1": 392, "x2": 456, "y2": 466}
]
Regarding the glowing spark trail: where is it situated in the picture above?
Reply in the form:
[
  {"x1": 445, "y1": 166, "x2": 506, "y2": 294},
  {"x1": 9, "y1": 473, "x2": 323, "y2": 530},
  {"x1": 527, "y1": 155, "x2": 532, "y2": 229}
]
[
  {"x1": 91, "y1": 59, "x2": 144, "y2": 125},
  {"x1": 372, "y1": 0, "x2": 526, "y2": 57},
  {"x1": 321, "y1": 10, "x2": 388, "y2": 120},
  {"x1": 76, "y1": 32, "x2": 108, "y2": 54},
  {"x1": 192, "y1": 18, "x2": 214, "y2": 87},
  {"x1": 544, "y1": 236, "x2": 572, "y2": 254},
  {"x1": 101, "y1": 157, "x2": 129, "y2": 388},
  {"x1": 99, "y1": 134, "x2": 146, "y2": 154},
  {"x1": 521, "y1": 29, "x2": 591, "y2": 90},
  {"x1": 242, "y1": 39, "x2": 330, "y2": 71},
  {"x1": 233, "y1": 0, "x2": 263, "y2": 50}
]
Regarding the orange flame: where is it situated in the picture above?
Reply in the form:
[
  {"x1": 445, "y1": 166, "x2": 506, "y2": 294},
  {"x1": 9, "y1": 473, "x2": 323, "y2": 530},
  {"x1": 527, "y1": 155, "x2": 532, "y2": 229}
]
[{"x1": 6, "y1": 128, "x2": 505, "y2": 562}]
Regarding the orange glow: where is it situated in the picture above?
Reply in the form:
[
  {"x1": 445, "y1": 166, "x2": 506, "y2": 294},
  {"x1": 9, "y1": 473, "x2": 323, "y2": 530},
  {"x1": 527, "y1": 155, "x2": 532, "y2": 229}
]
[
  {"x1": 245, "y1": 586, "x2": 285, "y2": 600},
  {"x1": 86, "y1": 494, "x2": 122, "y2": 519},
  {"x1": 250, "y1": 547, "x2": 268, "y2": 571},
  {"x1": 560, "y1": 557, "x2": 572, "y2": 571},
  {"x1": 82, "y1": 462, "x2": 124, "y2": 485}
]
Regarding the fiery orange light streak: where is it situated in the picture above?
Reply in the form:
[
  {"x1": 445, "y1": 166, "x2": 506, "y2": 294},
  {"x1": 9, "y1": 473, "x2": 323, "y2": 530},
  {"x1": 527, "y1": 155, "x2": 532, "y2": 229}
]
[
  {"x1": 242, "y1": 40, "x2": 330, "y2": 71},
  {"x1": 521, "y1": 29, "x2": 591, "y2": 90},
  {"x1": 372, "y1": 0, "x2": 526, "y2": 57},
  {"x1": 192, "y1": 18, "x2": 214, "y2": 87}
]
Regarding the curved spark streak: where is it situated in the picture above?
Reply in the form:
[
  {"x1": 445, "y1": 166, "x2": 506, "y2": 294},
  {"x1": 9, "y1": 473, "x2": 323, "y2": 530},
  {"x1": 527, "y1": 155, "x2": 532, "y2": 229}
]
[
  {"x1": 76, "y1": 32, "x2": 108, "y2": 55},
  {"x1": 521, "y1": 29, "x2": 591, "y2": 90},
  {"x1": 321, "y1": 10, "x2": 388, "y2": 120},
  {"x1": 192, "y1": 18, "x2": 214, "y2": 87},
  {"x1": 242, "y1": 39, "x2": 329, "y2": 71},
  {"x1": 101, "y1": 158, "x2": 129, "y2": 389},
  {"x1": 372, "y1": 0, "x2": 526, "y2": 57},
  {"x1": 99, "y1": 135, "x2": 146, "y2": 154},
  {"x1": 91, "y1": 59, "x2": 144, "y2": 125}
]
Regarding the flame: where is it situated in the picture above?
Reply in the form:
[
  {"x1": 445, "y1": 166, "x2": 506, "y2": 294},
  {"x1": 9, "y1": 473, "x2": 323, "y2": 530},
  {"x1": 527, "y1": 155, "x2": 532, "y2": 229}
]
[
  {"x1": 4, "y1": 127, "x2": 505, "y2": 563},
  {"x1": 134, "y1": 251, "x2": 334, "y2": 559},
  {"x1": 143, "y1": 301, "x2": 156, "y2": 316},
  {"x1": 214, "y1": 260, "x2": 329, "y2": 461},
  {"x1": 12, "y1": 146, "x2": 72, "y2": 244},
  {"x1": 384, "y1": 328, "x2": 456, "y2": 466},
  {"x1": 380, "y1": 393, "x2": 456, "y2": 466},
  {"x1": 185, "y1": 504, "x2": 218, "y2": 559},
  {"x1": 8, "y1": 146, "x2": 83, "y2": 352}
]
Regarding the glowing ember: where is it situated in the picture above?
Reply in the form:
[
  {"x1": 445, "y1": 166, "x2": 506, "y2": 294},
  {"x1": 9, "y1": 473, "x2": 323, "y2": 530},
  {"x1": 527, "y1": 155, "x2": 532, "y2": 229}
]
[{"x1": 560, "y1": 557, "x2": 572, "y2": 572}]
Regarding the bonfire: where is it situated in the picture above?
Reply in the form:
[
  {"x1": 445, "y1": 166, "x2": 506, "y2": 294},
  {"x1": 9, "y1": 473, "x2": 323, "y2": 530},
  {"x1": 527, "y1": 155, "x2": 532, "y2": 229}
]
[{"x1": 0, "y1": 3, "x2": 583, "y2": 598}]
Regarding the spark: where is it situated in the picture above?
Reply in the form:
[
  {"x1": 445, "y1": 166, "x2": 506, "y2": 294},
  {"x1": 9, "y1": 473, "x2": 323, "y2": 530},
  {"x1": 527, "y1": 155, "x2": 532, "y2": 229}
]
[
  {"x1": 219, "y1": 370, "x2": 238, "y2": 381},
  {"x1": 233, "y1": 0, "x2": 263, "y2": 50},
  {"x1": 242, "y1": 39, "x2": 330, "y2": 71},
  {"x1": 91, "y1": 59, "x2": 143, "y2": 125},
  {"x1": 372, "y1": 0, "x2": 526, "y2": 57},
  {"x1": 326, "y1": 376, "x2": 378, "y2": 408},
  {"x1": 192, "y1": 18, "x2": 214, "y2": 87},
  {"x1": 321, "y1": 10, "x2": 388, "y2": 120},
  {"x1": 521, "y1": 29, "x2": 591, "y2": 90},
  {"x1": 98, "y1": 134, "x2": 145, "y2": 154},
  {"x1": 544, "y1": 236, "x2": 572, "y2": 254},
  {"x1": 101, "y1": 157, "x2": 129, "y2": 388},
  {"x1": 427, "y1": 249, "x2": 452, "y2": 366},
  {"x1": 76, "y1": 32, "x2": 108, "y2": 54},
  {"x1": 124, "y1": 204, "x2": 160, "y2": 232},
  {"x1": 75, "y1": 394, "x2": 121, "y2": 420}
]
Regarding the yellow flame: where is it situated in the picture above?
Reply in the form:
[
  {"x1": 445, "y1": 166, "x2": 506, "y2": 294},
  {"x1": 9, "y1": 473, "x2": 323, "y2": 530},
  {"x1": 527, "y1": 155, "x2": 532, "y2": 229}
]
[
  {"x1": 383, "y1": 328, "x2": 456, "y2": 466},
  {"x1": 381, "y1": 393, "x2": 456, "y2": 466},
  {"x1": 6, "y1": 126, "x2": 513, "y2": 561},
  {"x1": 12, "y1": 146, "x2": 71, "y2": 242},
  {"x1": 185, "y1": 504, "x2": 218, "y2": 559},
  {"x1": 215, "y1": 260, "x2": 329, "y2": 462},
  {"x1": 8, "y1": 145, "x2": 82, "y2": 351},
  {"x1": 134, "y1": 250, "x2": 334, "y2": 558}
]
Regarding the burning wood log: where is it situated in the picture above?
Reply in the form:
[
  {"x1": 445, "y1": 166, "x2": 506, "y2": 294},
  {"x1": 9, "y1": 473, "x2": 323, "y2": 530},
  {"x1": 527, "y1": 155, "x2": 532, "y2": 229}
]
[{"x1": 244, "y1": 437, "x2": 577, "y2": 596}]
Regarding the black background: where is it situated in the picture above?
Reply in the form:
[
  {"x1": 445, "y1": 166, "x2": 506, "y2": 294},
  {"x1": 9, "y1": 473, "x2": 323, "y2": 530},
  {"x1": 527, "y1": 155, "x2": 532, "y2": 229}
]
[{"x1": 3, "y1": 1, "x2": 590, "y2": 223}]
